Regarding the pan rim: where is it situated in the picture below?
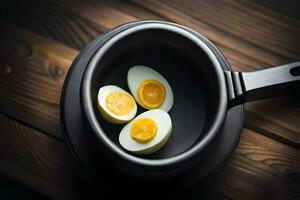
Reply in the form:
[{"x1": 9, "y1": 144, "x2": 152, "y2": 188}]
[{"x1": 80, "y1": 21, "x2": 228, "y2": 169}]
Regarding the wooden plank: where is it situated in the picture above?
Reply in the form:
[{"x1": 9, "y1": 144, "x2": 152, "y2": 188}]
[
  {"x1": 245, "y1": 97, "x2": 300, "y2": 148},
  {"x1": 7, "y1": 0, "x2": 159, "y2": 50},
  {"x1": 0, "y1": 22, "x2": 78, "y2": 139},
  {"x1": 102, "y1": 0, "x2": 163, "y2": 20},
  {"x1": 52, "y1": 0, "x2": 137, "y2": 30},
  {"x1": 165, "y1": 0, "x2": 300, "y2": 59},
  {"x1": 7, "y1": 0, "x2": 160, "y2": 49},
  {"x1": 6, "y1": 0, "x2": 104, "y2": 50},
  {"x1": 0, "y1": 114, "x2": 79, "y2": 200},
  {"x1": 191, "y1": 128, "x2": 300, "y2": 200}
]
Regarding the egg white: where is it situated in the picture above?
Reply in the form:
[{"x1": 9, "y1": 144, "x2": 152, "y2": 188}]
[
  {"x1": 119, "y1": 109, "x2": 172, "y2": 155},
  {"x1": 127, "y1": 65, "x2": 174, "y2": 112},
  {"x1": 97, "y1": 85, "x2": 137, "y2": 124}
]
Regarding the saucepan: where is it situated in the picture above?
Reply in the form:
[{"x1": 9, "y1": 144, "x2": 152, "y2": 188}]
[{"x1": 80, "y1": 21, "x2": 300, "y2": 179}]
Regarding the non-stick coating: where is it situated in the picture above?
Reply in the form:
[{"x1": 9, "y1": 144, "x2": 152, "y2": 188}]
[{"x1": 98, "y1": 52, "x2": 207, "y2": 158}]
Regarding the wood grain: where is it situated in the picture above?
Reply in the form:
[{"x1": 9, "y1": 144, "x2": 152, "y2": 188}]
[
  {"x1": 0, "y1": 114, "x2": 79, "y2": 200},
  {"x1": 184, "y1": 128, "x2": 300, "y2": 200},
  {"x1": 0, "y1": 0, "x2": 299, "y2": 199},
  {"x1": 212, "y1": 128, "x2": 300, "y2": 200},
  {"x1": 0, "y1": 22, "x2": 78, "y2": 139},
  {"x1": 106, "y1": 0, "x2": 163, "y2": 20},
  {"x1": 245, "y1": 97, "x2": 300, "y2": 148},
  {"x1": 8, "y1": 0, "x2": 149, "y2": 49},
  {"x1": 52, "y1": 0, "x2": 137, "y2": 30},
  {"x1": 6, "y1": 0, "x2": 104, "y2": 50}
]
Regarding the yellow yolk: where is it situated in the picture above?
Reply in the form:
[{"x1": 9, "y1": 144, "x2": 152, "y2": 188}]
[
  {"x1": 106, "y1": 92, "x2": 135, "y2": 115},
  {"x1": 137, "y1": 80, "x2": 166, "y2": 109},
  {"x1": 130, "y1": 118, "x2": 157, "y2": 143}
]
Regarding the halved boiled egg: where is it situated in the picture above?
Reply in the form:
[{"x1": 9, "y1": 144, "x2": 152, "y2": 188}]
[
  {"x1": 119, "y1": 109, "x2": 172, "y2": 155},
  {"x1": 127, "y1": 66, "x2": 174, "y2": 112},
  {"x1": 97, "y1": 85, "x2": 137, "y2": 124}
]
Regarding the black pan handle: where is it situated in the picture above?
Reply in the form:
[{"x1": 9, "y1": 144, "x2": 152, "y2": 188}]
[{"x1": 225, "y1": 61, "x2": 300, "y2": 107}]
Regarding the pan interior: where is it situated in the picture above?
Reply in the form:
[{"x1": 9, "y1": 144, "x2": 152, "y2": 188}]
[{"x1": 90, "y1": 28, "x2": 220, "y2": 159}]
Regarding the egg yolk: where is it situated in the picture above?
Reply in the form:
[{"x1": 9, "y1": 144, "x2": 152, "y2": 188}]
[
  {"x1": 130, "y1": 118, "x2": 157, "y2": 143},
  {"x1": 137, "y1": 80, "x2": 166, "y2": 109},
  {"x1": 106, "y1": 92, "x2": 135, "y2": 115}
]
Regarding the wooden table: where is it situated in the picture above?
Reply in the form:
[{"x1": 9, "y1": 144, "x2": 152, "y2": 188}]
[{"x1": 0, "y1": 0, "x2": 300, "y2": 199}]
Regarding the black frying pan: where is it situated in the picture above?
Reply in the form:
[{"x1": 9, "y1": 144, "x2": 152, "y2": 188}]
[{"x1": 80, "y1": 21, "x2": 300, "y2": 179}]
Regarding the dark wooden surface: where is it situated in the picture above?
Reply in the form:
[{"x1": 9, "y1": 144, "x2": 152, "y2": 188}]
[{"x1": 0, "y1": 0, "x2": 299, "y2": 199}]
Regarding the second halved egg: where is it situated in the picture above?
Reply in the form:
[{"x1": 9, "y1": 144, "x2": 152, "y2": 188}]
[
  {"x1": 119, "y1": 109, "x2": 172, "y2": 155},
  {"x1": 127, "y1": 65, "x2": 174, "y2": 112}
]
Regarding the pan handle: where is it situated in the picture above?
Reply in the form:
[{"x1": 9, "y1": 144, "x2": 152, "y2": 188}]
[{"x1": 225, "y1": 61, "x2": 300, "y2": 107}]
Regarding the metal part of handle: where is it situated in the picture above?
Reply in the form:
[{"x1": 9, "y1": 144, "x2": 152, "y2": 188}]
[{"x1": 225, "y1": 61, "x2": 300, "y2": 107}]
